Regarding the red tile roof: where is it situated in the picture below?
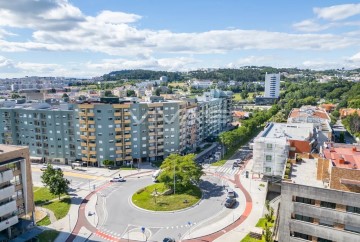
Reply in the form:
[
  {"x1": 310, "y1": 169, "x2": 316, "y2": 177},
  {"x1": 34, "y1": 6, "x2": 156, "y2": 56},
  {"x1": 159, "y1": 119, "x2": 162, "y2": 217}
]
[{"x1": 323, "y1": 146, "x2": 360, "y2": 170}]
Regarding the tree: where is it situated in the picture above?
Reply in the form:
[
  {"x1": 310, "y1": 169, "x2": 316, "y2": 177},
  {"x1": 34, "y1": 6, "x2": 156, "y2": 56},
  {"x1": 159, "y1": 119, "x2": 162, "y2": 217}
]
[
  {"x1": 102, "y1": 159, "x2": 114, "y2": 167},
  {"x1": 155, "y1": 88, "x2": 161, "y2": 96},
  {"x1": 104, "y1": 90, "x2": 114, "y2": 97},
  {"x1": 62, "y1": 93, "x2": 69, "y2": 98},
  {"x1": 240, "y1": 90, "x2": 249, "y2": 99},
  {"x1": 41, "y1": 165, "x2": 70, "y2": 200},
  {"x1": 158, "y1": 154, "x2": 203, "y2": 193},
  {"x1": 11, "y1": 93, "x2": 21, "y2": 99},
  {"x1": 126, "y1": 90, "x2": 136, "y2": 97},
  {"x1": 264, "y1": 223, "x2": 273, "y2": 242}
]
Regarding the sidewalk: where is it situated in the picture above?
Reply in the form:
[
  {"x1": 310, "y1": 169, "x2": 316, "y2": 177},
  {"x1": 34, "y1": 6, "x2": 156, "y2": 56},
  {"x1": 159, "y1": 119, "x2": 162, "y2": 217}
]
[{"x1": 213, "y1": 159, "x2": 267, "y2": 242}]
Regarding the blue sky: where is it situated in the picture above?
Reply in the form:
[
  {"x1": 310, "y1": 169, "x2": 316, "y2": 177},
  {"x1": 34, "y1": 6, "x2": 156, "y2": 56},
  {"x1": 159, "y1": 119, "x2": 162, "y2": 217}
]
[{"x1": 0, "y1": 0, "x2": 360, "y2": 77}]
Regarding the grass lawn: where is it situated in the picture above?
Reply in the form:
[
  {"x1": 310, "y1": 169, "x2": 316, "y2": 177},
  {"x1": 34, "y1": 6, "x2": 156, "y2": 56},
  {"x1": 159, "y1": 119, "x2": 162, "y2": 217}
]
[
  {"x1": 42, "y1": 197, "x2": 71, "y2": 220},
  {"x1": 255, "y1": 217, "x2": 274, "y2": 228},
  {"x1": 168, "y1": 82, "x2": 187, "y2": 87},
  {"x1": 241, "y1": 234, "x2": 265, "y2": 242},
  {"x1": 34, "y1": 187, "x2": 64, "y2": 205},
  {"x1": 132, "y1": 183, "x2": 201, "y2": 211},
  {"x1": 37, "y1": 230, "x2": 60, "y2": 242},
  {"x1": 34, "y1": 187, "x2": 71, "y2": 221},
  {"x1": 233, "y1": 92, "x2": 264, "y2": 101},
  {"x1": 119, "y1": 166, "x2": 137, "y2": 170},
  {"x1": 36, "y1": 216, "x2": 51, "y2": 226}
]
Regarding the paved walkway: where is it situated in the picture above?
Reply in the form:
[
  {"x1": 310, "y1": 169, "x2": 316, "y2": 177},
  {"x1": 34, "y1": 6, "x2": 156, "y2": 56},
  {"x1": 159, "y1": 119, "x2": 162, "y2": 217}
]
[{"x1": 37, "y1": 207, "x2": 57, "y2": 223}]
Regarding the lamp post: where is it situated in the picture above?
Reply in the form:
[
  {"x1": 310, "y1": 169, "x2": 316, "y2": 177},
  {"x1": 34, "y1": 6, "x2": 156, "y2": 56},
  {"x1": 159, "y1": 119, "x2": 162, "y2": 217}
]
[{"x1": 173, "y1": 160, "x2": 176, "y2": 195}]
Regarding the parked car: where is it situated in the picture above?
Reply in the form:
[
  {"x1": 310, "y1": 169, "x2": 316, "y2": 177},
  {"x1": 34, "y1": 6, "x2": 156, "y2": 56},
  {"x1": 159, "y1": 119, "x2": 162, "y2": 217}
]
[
  {"x1": 163, "y1": 238, "x2": 175, "y2": 242},
  {"x1": 225, "y1": 198, "x2": 236, "y2": 208},
  {"x1": 40, "y1": 164, "x2": 48, "y2": 171},
  {"x1": 53, "y1": 166, "x2": 62, "y2": 171},
  {"x1": 227, "y1": 189, "x2": 236, "y2": 198},
  {"x1": 110, "y1": 177, "x2": 125, "y2": 182}
]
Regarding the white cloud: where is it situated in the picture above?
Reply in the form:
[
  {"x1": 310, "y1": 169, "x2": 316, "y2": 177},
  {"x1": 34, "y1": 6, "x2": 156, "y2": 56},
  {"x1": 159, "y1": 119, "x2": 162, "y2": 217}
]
[
  {"x1": 227, "y1": 56, "x2": 273, "y2": 68},
  {"x1": 95, "y1": 10, "x2": 142, "y2": 24},
  {"x1": 314, "y1": 4, "x2": 360, "y2": 21},
  {"x1": 293, "y1": 19, "x2": 332, "y2": 32},
  {"x1": 0, "y1": 56, "x2": 15, "y2": 69}
]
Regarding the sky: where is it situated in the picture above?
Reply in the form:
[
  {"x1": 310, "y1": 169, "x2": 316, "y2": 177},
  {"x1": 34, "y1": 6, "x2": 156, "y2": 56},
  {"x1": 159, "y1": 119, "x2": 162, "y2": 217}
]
[{"x1": 0, "y1": 0, "x2": 360, "y2": 78}]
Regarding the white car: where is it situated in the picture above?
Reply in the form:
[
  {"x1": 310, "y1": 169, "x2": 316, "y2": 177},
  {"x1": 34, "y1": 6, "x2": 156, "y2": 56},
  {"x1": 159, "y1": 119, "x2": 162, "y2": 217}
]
[
  {"x1": 110, "y1": 177, "x2": 125, "y2": 182},
  {"x1": 40, "y1": 164, "x2": 48, "y2": 171}
]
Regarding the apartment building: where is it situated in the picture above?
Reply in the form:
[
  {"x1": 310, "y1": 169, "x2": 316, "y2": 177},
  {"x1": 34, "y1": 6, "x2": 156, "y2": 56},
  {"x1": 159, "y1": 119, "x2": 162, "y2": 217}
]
[
  {"x1": 252, "y1": 122, "x2": 316, "y2": 177},
  {"x1": 264, "y1": 73, "x2": 280, "y2": 98},
  {"x1": 0, "y1": 102, "x2": 79, "y2": 164},
  {"x1": 0, "y1": 89, "x2": 233, "y2": 167},
  {"x1": 0, "y1": 145, "x2": 34, "y2": 240},
  {"x1": 278, "y1": 144, "x2": 360, "y2": 241}
]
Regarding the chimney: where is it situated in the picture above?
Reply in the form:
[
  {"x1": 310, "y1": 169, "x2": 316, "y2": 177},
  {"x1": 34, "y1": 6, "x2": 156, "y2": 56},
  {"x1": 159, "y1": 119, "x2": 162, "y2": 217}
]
[{"x1": 339, "y1": 155, "x2": 345, "y2": 164}]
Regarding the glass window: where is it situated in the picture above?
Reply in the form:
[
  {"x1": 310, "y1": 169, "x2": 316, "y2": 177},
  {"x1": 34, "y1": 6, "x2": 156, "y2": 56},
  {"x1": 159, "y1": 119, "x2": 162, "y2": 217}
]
[
  {"x1": 266, "y1": 155, "x2": 272, "y2": 162},
  {"x1": 320, "y1": 201, "x2": 336, "y2": 209},
  {"x1": 265, "y1": 167, "x2": 271, "y2": 172},
  {"x1": 266, "y1": 144, "x2": 272, "y2": 149},
  {"x1": 347, "y1": 206, "x2": 360, "y2": 214},
  {"x1": 295, "y1": 196, "x2": 315, "y2": 205}
]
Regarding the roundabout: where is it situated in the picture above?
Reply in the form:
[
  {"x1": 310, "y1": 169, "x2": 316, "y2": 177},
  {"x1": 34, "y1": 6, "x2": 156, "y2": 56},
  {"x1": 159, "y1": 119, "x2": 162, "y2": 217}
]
[{"x1": 90, "y1": 172, "x2": 247, "y2": 242}]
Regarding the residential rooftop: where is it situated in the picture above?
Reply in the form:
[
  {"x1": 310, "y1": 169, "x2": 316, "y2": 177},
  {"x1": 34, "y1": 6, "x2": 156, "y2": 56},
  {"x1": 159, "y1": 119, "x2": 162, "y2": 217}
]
[
  {"x1": 260, "y1": 122, "x2": 314, "y2": 141},
  {"x1": 323, "y1": 143, "x2": 360, "y2": 170},
  {"x1": 290, "y1": 158, "x2": 324, "y2": 188},
  {"x1": 288, "y1": 106, "x2": 330, "y2": 121}
]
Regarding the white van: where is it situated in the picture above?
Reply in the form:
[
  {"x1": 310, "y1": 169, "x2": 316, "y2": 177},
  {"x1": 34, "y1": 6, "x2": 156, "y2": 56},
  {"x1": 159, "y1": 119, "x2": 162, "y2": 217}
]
[{"x1": 152, "y1": 169, "x2": 161, "y2": 182}]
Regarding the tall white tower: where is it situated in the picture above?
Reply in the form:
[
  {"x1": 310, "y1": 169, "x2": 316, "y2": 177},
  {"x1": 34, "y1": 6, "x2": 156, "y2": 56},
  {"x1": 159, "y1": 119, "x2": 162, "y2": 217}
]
[{"x1": 264, "y1": 73, "x2": 280, "y2": 98}]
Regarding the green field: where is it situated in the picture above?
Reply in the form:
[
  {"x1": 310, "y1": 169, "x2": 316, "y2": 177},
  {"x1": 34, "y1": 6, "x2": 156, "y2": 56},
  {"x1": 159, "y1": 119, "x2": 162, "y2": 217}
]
[
  {"x1": 37, "y1": 230, "x2": 60, "y2": 242},
  {"x1": 132, "y1": 183, "x2": 201, "y2": 211},
  {"x1": 34, "y1": 187, "x2": 71, "y2": 221},
  {"x1": 233, "y1": 92, "x2": 264, "y2": 101}
]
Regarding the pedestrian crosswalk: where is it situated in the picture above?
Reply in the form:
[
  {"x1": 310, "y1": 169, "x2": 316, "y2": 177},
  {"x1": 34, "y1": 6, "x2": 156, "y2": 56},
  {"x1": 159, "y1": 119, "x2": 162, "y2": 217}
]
[
  {"x1": 215, "y1": 166, "x2": 239, "y2": 176},
  {"x1": 70, "y1": 178, "x2": 107, "y2": 191}
]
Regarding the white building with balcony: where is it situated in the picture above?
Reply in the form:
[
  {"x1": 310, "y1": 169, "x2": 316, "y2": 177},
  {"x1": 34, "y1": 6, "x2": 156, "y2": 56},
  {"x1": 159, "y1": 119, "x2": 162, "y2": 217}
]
[{"x1": 264, "y1": 73, "x2": 280, "y2": 98}]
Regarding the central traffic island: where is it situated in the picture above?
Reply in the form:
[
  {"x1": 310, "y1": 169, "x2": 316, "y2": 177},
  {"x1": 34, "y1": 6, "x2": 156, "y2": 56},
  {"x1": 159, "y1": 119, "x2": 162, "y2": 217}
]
[{"x1": 132, "y1": 182, "x2": 201, "y2": 211}]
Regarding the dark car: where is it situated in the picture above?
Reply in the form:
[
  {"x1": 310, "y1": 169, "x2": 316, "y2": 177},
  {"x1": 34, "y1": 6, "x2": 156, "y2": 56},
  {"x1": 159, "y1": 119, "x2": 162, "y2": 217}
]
[
  {"x1": 225, "y1": 198, "x2": 236, "y2": 208},
  {"x1": 163, "y1": 238, "x2": 175, "y2": 242}
]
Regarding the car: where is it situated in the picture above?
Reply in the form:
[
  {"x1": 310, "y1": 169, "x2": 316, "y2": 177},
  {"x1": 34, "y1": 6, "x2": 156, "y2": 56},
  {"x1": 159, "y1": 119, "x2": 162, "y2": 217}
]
[
  {"x1": 163, "y1": 238, "x2": 175, "y2": 242},
  {"x1": 110, "y1": 177, "x2": 125, "y2": 182},
  {"x1": 225, "y1": 198, "x2": 236, "y2": 208},
  {"x1": 40, "y1": 164, "x2": 48, "y2": 171},
  {"x1": 53, "y1": 166, "x2": 62, "y2": 171},
  {"x1": 227, "y1": 189, "x2": 236, "y2": 198},
  {"x1": 108, "y1": 166, "x2": 117, "y2": 170}
]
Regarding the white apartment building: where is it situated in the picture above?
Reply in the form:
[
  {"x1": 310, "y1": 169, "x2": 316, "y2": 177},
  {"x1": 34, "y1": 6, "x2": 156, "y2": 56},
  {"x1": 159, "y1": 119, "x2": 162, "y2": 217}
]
[
  {"x1": 191, "y1": 80, "x2": 213, "y2": 89},
  {"x1": 252, "y1": 122, "x2": 315, "y2": 177},
  {"x1": 264, "y1": 73, "x2": 280, "y2": 98}
]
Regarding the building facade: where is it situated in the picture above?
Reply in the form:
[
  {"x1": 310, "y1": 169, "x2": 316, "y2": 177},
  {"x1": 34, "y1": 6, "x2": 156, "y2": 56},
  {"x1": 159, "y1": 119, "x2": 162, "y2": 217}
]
[
  {"x1": 264, "y1": 73, "x2": 280, "y2": 98},
  {"x1": 0, "y1": 145, "x2": 34, "y2": 240},
  {"x1": 278, "y1": 154, "x2": 360, "y2": 242},
  {"x1": 0, "y1": 90, "x2": 232, "y2": 167}
]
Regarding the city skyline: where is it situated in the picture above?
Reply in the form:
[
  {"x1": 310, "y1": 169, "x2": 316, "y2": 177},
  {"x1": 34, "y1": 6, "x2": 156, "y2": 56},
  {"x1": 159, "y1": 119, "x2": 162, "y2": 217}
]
[{"x1": 0, "y1": 0, "x2": 360, "y2": 78}]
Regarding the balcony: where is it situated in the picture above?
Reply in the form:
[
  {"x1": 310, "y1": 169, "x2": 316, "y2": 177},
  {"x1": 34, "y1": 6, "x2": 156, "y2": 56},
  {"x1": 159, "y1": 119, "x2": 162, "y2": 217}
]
[
  {"x1": 0, "y1": 200, "x2": 17, "y2": 218},
  {"x1": 124, "y1": 134, "x2": 131, "y2": 138},
  {"x1": 87, "y1": 120, "x2": 95, "y2": 125},
  {"x1": 80, "y1": 135, "x2": 87, "y2": 140},
  {"x1": 79, "y1": 112, "x2": 86, "y2": 116},
  {"x1": 115, "y1": 128, "x2": 122, "y2": 132},
  {"x1": 88, "y1": 128, "x2": 96, "y2": 132},
  {"x1": 80, "y1": 120, "x2": 86, "y2": 124},
  {"x1": 0, "y1": 170, "x2": 13, "y2": 184},
  {"x1": 124, "y1": 127, "x2": 131, "y2": 131},
  {"x1": 124, "y1": 112, "x2": 131, "y2": 116},
  {"x1": 0, "y1": 185, "x2": 15, "y2": 201},
  {"x1": 80, "y1": 127, "x2": 87, "y2": 132},
  {"x1": 0, "y1": 215, "x2": 18, "y2": 232},
  {"x1": 157, "y1": 145, "x2": 164, "y2": 149},
  {"x1": 88, "y1": 136, "x2": 96, "y2": 140},
  {"x1": 88, "y1": 143, "x2": 96, "y2": 147},
  {"x1": 89, "y1": 158, "x2": 97, "y2": 162},
  {"x1": 125, "y1": 156, "x2": 132, "y2": 160},
  {"x1": 89, "y1": 150, "x2": 96, "y2": 155},
  {"x1": 149, "y1": 146, "x2": 156, "y2": 150},
  {"x1": 116, "y1": 150, "x2": 123, "y2": 154},
  {"x1": 125, "y1": 142, "x2": 131, "y2": 145},
  {"x1": 80, "y1": 142, "x2": 87, "y2": 147},
  {"x1": 124, "y1": 120, "x2": 131, "y2": 124},
  {"x1": 81, "y1": 150, "x2": 88, "y2": 154},
  {"x1": 114, "y1": 120, "x2": 122, "y2": 124},
  {"x1": 289, "y1": 219, "x2": 360, "y2": 242},
  {"x1": 157, "y1": 152, "x2": 164, "y2": 156},
  {"x1": 114, "y1": 112, "x2": 121, "y2": 117},
  {"x1": 115, "y1": 143, "x2": 123, "y2": 147},
  {"x1": 86, "y1": 112, "x2": 95, "y2": 117},
  {"x1": 115, "y1": 135, "x2": 123, "y2": 139}
]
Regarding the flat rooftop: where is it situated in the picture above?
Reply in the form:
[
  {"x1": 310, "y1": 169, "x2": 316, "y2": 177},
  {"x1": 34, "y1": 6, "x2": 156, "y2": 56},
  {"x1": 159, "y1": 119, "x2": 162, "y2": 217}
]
[
  {"x1": 260, "y1": 122, "x2": 314, "y2": 140},
  {"x1": 0, "y1": 144, "x2": 27, "y2": 153},
  {"x1": 290, "y1": 158, "x2": 324, "y2": 188},
  {"x1": 323, "y1": 144, "x2": 360, "y2": 170}
]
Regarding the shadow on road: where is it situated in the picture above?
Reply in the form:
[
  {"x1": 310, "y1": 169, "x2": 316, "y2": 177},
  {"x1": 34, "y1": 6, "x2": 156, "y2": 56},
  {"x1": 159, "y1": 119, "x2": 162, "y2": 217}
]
[{"x1": 199, "y1": 180, "x2": 225, "y2": 199}]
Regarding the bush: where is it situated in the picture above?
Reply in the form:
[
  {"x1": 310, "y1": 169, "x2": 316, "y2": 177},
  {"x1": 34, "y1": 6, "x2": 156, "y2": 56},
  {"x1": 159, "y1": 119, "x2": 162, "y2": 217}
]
[
  {"x1": 285, "y1": 168, "x2": 291, "y2": 175},
  {"x1": 286, "y1": 163, "x2": 291, "y2": 169},
  {"x1": 284, "y1": 175, "x2": 288, "y2": 179}
]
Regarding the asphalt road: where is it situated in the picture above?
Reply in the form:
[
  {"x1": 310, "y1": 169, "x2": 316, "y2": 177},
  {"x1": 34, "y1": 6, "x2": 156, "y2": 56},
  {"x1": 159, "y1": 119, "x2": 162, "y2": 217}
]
[{"x1": 94, "y1": 175, "x2": 234, "y2": 241}]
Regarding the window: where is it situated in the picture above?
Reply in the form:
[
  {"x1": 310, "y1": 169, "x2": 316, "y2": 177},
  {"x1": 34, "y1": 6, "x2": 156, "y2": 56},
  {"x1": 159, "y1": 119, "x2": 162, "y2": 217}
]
[
  {"x1": 295, "y1": 214, "x2": 313, "y2": 223},
  {"x1": 99, "y1": 141, "x2": 103, "y2": 144},
  {"x1": 97, "y1": 110, "x2": 101, "y2": 113},
  {"x1": 265, "y1": 167, "x2": 271, "y2": 172},
  {"x1": 293, "y1": 232, "x2": 311, "y2": 240},
  {"x1": 134, "y1": 138, "x2": 138, "y2": 141},
  {"x1": 295, "y1": 196, "x2": 315, "y2": 205},
  {"x1": 134, "y1": 145, "x2": 138, "y2": 148},
  {"x1": 98, "y1": 125, "x2": 102, "y2": 128},
  {"x1": 266, "y1": 144, "x2": 272, "y2": 149},
  {"x1": 142, "y1": 144, "x2": 147, "y2": 147},
  {"x1": 320, "y1": 201, "x2": 336, "y2": 209},
  {"x1": 317, "y1": 238, "x2": 332, "y2": 242},
  {"x1": 108, "y1": 125, "x2": 113, "y2": 128},
  {"x1": 99, "y1": 148, "x2": 103, "y2": 151},
  {"x1": 319, "y1": 219, "x2": 334, "y2": 228},
  {"x1": 142, "y1": 137, "x2": 146, "y2": 140},
  {"x1": 142, "y1": 151, "x2": 147, "y2": 154},
  {"x1": 266, "y1": 155, "x2": 272, "y2": 162},
  {"x1": 347, "y1": 206, "x2": 360, "y2": 214},
  {"x1": 345, "y1": 224, "x2": 360, "y2": 234}
]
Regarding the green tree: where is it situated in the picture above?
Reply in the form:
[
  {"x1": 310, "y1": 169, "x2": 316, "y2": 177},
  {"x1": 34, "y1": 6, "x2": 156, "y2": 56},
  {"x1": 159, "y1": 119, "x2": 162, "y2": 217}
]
[
  {"x1": 41, "y1": 165, "x2": 69, "y2": 200},
  {"x1": 240, "y1": 90, "x2": 249, "y2": 99},
  {"x1": 126, "y1": 90, "x2": 136, "y2": 97},
  {"x1": 62, "y1": 93, "x2": 69, "y2": 98},
  {"x1": 102, "y1": 159, "x2": 114, "y2": 167},
  {"x1": 11, "y1": 93, "x2": 21, "y2": 99},
  {"x1": 155, "y1": 88, "x2": 161, "y2": 96},
  {"x1": 158, "y1": 154, "x2": 203, "y2": 193},
  {"x1": 264, "y1": 223, "x2": 273, "y2": 242}
]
